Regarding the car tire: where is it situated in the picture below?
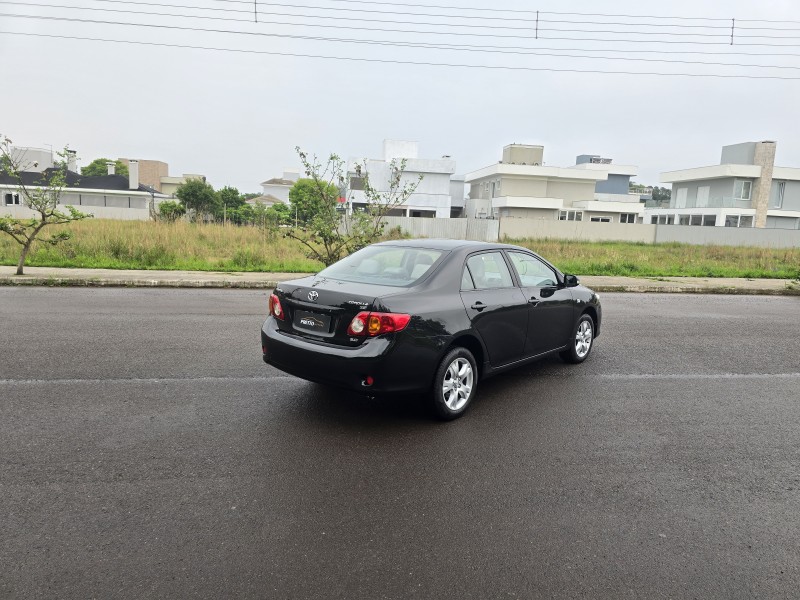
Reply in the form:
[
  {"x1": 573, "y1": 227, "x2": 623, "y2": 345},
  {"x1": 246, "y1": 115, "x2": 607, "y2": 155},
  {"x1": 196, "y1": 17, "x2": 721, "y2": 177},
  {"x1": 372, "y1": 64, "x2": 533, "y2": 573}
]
[
  {"x1": 560, "y1": 313, "x2": 595, "y2": 364},
  {"x1": 432, "y1": 347, "x2": 478, "y2": 421}
]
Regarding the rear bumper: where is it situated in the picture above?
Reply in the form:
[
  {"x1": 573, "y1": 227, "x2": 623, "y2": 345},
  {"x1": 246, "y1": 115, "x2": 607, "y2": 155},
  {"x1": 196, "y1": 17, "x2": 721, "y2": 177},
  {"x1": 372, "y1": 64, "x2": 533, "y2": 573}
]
[{"x1": 261, "y1": 317, "x2": 433, "y2": 394}]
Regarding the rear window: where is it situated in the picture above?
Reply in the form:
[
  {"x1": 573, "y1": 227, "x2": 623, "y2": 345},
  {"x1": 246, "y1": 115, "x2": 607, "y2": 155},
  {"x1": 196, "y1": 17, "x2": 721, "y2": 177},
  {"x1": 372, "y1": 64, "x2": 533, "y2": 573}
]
[{"x1": 318, "y1": 245, "x2": 446, "y2": 286}]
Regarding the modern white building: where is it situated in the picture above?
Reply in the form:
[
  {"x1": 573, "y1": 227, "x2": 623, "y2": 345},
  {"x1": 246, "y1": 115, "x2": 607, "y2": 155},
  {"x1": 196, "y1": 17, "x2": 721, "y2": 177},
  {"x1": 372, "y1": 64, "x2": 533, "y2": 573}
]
[
  {"x1": 465, "y1": 144, "x2": 644, "y2": 224},
  {"x1": 347, "y1": 140, "x2": 457, "y2": 218},
  {"x1": 644, "y1": 141, "x2": 800, "y2": 229}
]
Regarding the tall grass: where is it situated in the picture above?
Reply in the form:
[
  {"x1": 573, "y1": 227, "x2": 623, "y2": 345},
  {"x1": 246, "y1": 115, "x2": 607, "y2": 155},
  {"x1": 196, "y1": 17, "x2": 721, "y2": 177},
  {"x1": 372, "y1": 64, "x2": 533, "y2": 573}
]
[
  {"x1": 1, "y1": 220, "x2": 797, "y2": 278},
  {"x1": 0, "y1": 220, "x2": 322, "y2": 272},
  {"x1": 510, "y1": 238, "x2": 800, "y2": 279}
]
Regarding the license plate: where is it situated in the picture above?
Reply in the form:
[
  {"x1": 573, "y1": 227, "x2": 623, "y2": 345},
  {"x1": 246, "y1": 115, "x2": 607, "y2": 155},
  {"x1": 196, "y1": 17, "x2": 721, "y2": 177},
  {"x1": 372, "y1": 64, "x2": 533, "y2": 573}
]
[{"x1": 293, "y1": 310, "x2": 331, "y2": 333}]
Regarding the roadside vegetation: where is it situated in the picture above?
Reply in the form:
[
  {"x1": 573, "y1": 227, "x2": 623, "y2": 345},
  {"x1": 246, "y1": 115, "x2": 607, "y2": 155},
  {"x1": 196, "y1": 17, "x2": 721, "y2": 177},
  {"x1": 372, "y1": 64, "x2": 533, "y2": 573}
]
[{"x1": 1, "y1": 220, "x2": 798, "y2": 279}]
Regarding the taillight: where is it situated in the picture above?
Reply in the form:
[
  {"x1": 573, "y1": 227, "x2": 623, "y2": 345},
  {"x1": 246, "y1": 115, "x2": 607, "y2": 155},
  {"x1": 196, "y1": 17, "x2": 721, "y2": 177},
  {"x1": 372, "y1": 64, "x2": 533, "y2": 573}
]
[
  {"x1": 269, "y1": 293, "x2": 285, "y2": 320},
  {"x1": 347, "y1": 311, "x2": 411, "y2": 337}
]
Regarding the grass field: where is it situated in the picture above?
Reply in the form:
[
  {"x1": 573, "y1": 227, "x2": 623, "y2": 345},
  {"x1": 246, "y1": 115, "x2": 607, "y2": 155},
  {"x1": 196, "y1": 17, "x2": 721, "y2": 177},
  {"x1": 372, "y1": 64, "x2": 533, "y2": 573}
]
[{"x1": 1, "y1": 220, "x2": 798, "y2": 279}]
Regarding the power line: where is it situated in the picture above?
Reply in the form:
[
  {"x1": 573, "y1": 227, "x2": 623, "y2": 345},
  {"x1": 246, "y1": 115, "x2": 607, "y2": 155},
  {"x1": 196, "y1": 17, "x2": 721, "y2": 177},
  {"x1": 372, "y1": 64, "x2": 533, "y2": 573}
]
[
  {"x1": 3, "y1": 29, "x2": 800, "y2": 79},
  {"x1": 7, "y1": 0, "x2": 800, "y2": 35},
  {"x1": 213, "y1": 0, "x2": 800, "y2": 25},
  {"x1": 5, "y1": 7, "x2": 799, "y2": 69},
  {"x1": 5, "y1": 10, "x2": 800, "y2": 46}
]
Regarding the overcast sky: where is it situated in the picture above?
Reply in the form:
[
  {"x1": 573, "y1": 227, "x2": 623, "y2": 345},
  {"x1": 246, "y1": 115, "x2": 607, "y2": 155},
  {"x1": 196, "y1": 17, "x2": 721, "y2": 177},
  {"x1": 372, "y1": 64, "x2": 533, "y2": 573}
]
[{"x1": 2, "y1": 0, "x2": 799, "y2": 191}]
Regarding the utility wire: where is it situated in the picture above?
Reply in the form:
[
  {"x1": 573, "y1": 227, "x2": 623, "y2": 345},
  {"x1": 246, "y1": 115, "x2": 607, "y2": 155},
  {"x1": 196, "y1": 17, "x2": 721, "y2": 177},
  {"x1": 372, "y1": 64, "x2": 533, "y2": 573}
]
[
  {"x1": 6, "y1": 0, "x2": 800, "y2": 35},
  {"x1": 3, "y1": 29, "x2": 800, "y2": 79},
  {"x1": 208, "y1": 0, "x2": 800, "y2": 25},
  {"x1": 5, "y1": 10, "x2": 800, "y2": 46},
  {"x1": 4, "y1": 6, "x2": 800, "y2": 69}
]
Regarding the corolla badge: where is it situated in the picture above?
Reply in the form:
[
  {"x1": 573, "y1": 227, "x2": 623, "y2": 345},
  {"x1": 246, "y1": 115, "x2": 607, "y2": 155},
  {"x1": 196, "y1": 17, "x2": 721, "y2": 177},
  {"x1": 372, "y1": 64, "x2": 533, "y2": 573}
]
[{"x1": 308, "y1": 291, "x2": 319, "y2": 302}]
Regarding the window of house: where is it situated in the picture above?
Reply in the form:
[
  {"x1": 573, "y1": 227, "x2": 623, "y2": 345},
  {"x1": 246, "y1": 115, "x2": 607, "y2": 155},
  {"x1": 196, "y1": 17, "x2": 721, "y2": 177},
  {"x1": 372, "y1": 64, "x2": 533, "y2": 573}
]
[
  {"x1": 349, "y1": 176, "x2": 364, "y2": 191},
  {"x1": 559, "y1": 210, "x2": 583, "y2": 221},
  {"x1": 678, "y1": 215, "x2": 690, "y2": 225},
  {"x1": 675, "y1": 188, "x2": 688, "y2": 208},
  {"x1": 4, "y1": 193, "x2": 20, "y2": 205},
  {"x1": 667, "y1": 215, "x2": 674, "y2": 224},
  {"x1": 620, "y1": 213, "x2": 636, "y2": 224},
  {"x1": 733, "y1": 179, "x2": 752, "y2": 200},
  {"x1": 590, "y1": 217, "x2": 612, "y2": 223},
  {"x1": 657, "y1": 215, "x2": 676, "y2": 225},
  {"x1": 702, "y1": 215, "x2": 716, "y2": 226},
  {"x1": 690, "y1": 215, "x2": 702, "y2": 226},
  {"x1": 724, "y1": 215, "x2": 754, "y2": 228},
  {"x1": 771, "y1": 181, "x2": 785, "y2": 209}
]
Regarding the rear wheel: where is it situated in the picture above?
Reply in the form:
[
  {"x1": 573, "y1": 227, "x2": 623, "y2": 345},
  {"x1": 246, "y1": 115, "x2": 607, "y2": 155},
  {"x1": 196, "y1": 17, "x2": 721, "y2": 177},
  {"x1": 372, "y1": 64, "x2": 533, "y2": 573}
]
[
  {"x1": 431, "y1": 347, "x2": 478, "y2": 420},
  {"x1": 560, "y1": 314, "x2": 595, "y2": 364}
]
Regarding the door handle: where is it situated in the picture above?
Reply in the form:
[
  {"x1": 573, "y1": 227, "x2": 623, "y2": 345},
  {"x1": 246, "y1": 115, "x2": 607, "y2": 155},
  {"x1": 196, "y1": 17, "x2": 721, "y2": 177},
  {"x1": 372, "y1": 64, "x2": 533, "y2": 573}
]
[
  {"x1": 528, "y1": 297, "x2": 539, "y2": 306},
  {"x1": 470, "y1": 302, "x2": 486, "y2": 311}
]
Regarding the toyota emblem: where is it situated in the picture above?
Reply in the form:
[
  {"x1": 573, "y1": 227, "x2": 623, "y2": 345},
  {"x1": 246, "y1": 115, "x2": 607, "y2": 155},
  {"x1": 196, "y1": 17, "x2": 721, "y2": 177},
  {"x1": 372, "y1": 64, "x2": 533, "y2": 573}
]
[{"x1": 308, "y1": 291, "x2": 319, "y2": 302}]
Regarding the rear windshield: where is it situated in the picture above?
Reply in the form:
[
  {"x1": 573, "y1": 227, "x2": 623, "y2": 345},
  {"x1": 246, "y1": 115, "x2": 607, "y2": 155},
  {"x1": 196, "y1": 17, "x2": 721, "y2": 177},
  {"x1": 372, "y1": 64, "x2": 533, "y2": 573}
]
[{"x1": 318, "y1": 245, "x2": 446, "y2": 287}]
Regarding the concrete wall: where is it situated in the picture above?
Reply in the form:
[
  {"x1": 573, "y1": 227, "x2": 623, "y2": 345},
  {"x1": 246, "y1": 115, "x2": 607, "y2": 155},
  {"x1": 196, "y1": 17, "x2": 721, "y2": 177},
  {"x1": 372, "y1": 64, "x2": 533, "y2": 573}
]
[
  {"x1": 721, "y1": 142, "x2": 757, "y2": 165},
  {"x1": 500, "y1": 177, "x2": 548, "y2": 198},
  {"x1": 382, "y1": 216, "x2": 499, "y2": 242},
  {"x1": 4, "y1": 204, "x2": 152, "y2": 221},
  {"x1": 500, "y1": 218, "x2": 657, "y2": 243},
  {"x1": 546, "y1": 180, "x2": 596, "y2": 204},
  {"x1": 655, "y1": 224, "x2": 800, "y2": 247}
]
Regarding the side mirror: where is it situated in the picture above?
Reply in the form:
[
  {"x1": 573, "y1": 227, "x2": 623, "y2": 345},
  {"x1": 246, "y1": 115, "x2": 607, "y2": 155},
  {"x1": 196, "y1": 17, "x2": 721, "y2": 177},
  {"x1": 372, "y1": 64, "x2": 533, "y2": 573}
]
[{"x1": 564, "y1": 274, "x2": 580, "y2": 288}]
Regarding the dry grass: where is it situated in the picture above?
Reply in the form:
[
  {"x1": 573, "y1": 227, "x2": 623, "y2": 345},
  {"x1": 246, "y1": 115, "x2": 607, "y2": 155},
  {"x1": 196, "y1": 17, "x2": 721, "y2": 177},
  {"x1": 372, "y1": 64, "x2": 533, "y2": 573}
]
[
  {"x1": 1, "y1": 220, "x2": 797, "y2": 278},
  {"x1": 511, "y1": 238, "x2": 800, "y2": 279},
  {"x1": 0, "y1": 220, "x2": 322, "y2": 272}
]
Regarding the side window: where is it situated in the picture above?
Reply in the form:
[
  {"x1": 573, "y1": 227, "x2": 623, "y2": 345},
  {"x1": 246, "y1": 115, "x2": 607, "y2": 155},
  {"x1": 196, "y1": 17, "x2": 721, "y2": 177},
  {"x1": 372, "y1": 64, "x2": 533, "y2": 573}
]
[
  {"x1": 466, "y1": 252, "x2": 514, "y2": 290},
  {"x1": 508, "y1": 252, "x2": 558, "y2": 287},
  {"x1": 461, "y1": 267, "x2": 474, "y2": 290}
]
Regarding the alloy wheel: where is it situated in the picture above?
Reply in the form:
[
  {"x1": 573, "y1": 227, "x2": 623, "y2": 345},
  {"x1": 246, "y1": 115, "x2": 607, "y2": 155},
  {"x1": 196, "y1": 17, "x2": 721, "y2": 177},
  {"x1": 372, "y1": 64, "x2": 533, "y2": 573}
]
[
  {"x1": 575, "y1": 320, "x2": 593, "y2": 358},
  {"x1": 442, "y1": 357, "x2": 473, "y2": 411}
]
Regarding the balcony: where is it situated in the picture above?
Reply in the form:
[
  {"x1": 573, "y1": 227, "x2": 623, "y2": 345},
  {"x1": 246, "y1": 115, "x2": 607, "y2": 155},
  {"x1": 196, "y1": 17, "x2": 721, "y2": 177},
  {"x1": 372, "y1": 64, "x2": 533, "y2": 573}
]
[{"x1": 649, "y1": 197, "x2": 752, "y2": 210}]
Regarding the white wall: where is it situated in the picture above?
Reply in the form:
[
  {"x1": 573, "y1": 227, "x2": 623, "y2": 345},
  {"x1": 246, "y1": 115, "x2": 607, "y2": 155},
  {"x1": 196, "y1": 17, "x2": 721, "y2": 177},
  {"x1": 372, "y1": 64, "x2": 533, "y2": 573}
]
[
  {"x1": 4, "y1": 204, "x2": 153, "y2": 221},
  {"x1": 500, "y1": 218, "x2": 657, "y2": 243},
  {"x1": 382, "y1": 216, "x2": 499, "y2": 242}
]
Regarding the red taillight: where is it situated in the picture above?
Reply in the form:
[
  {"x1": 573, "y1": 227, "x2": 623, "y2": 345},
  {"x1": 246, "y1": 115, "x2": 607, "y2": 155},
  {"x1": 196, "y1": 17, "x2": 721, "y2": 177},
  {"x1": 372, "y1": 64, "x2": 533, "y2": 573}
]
[
  {"x1": 347, "y1": 311, "x2": 411, "y2": 337},
  {"x1": 269, "y1": 293, "x2": 285, "y2": 320}
]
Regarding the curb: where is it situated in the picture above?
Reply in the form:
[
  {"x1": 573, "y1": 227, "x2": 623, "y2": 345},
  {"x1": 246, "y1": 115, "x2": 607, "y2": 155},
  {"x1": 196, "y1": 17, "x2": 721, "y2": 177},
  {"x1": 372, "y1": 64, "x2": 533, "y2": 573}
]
[
  {"x1": 590, "y1": 284, "x2": 800, "y2": 296},
  {"x1": 2, "y1": 276, "x2": 799, "y2": 295},
  {"x1": 0, "y1": 277, "x2": 284, "y2": 289}
]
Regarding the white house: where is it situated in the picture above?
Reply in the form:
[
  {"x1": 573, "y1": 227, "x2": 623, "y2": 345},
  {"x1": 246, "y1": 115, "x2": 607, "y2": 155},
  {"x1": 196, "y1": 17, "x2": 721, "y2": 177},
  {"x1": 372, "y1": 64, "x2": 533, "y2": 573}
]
[
  {"x1": 347, "y1": 140, "x2": 457, "y2": 218},
  {"x1": 644, "y1": 141, "x2": 800, "y2": 229},
  {"x1": 465, "y1": 144, "x2": 643, "y2": 224}
]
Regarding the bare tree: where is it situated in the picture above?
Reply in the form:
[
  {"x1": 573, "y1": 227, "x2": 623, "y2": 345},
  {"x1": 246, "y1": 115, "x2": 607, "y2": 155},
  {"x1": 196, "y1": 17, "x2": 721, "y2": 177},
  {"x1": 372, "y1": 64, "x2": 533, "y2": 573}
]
[
  {"x1": 0, "y1": 134, "x2": 91, "y2": 275},
  {"x1": 287, "y1": 147, "x2": 421, "y2": 266}
]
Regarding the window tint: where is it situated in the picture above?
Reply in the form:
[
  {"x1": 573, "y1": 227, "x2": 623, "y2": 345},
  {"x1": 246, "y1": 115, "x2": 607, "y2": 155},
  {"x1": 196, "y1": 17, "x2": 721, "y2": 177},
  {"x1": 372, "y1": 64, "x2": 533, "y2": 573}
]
[
  {"x1": 508, "y1": 252, "x2": 557, "y2": 287},
  {"x1": 466, "y1": 252, "x2": 514, "y2": 290},
  {"x1": 319, "y1": 245, "x2": 445, "y2": 286}
]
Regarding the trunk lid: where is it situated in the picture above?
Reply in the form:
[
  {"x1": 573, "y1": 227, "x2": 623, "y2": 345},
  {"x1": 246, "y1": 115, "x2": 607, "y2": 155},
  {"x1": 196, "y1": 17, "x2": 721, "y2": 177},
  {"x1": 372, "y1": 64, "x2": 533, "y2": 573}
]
[{"x1": 274, "y1": 276, "x2": 401, "y2": 346}]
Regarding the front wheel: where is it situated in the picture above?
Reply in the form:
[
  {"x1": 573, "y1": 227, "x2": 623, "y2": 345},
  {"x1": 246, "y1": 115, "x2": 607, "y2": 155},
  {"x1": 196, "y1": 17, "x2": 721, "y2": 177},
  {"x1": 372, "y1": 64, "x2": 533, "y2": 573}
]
[
  {"x1": 560, "y1": 314, "x2": 595, "y2": 364},
  {"x1": 431, "y1": 347, "x2": 478, "y2": 421}
]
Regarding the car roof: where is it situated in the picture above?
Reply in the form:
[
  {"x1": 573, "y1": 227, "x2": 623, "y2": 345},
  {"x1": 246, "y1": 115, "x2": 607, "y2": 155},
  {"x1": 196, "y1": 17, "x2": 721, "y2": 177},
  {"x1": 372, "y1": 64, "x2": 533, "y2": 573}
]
[{"x1": 374, "y1": 239, "x2": 522, "y2": 251}]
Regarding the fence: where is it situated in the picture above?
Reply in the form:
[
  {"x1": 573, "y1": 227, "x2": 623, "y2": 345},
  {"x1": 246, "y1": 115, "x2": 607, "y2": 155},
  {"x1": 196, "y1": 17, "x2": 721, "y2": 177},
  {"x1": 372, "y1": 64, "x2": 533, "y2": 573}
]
[
  {"x1": 3, "y1": 204, "x2": 152, "y2": 221},
  {"x1": 385, "y1": 216, "x2": 800, "y2": 248},
  {"x1": 382, "y1": 216, "x2": 500, "y2": 242}
]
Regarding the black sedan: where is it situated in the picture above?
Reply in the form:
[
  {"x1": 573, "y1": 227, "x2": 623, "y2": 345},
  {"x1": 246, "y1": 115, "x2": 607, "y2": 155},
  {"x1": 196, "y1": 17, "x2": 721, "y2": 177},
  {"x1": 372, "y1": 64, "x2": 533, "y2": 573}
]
[{"x1": 261, "y1": 240, "x2": 601, "y2": 420}]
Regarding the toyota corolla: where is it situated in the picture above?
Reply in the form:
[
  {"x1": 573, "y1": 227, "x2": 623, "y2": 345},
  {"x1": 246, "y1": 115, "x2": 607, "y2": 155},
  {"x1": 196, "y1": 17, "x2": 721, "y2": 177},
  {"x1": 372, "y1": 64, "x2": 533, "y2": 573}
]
[{"x1": 261, "y1": 239, "x2": 601, "y2": 420}]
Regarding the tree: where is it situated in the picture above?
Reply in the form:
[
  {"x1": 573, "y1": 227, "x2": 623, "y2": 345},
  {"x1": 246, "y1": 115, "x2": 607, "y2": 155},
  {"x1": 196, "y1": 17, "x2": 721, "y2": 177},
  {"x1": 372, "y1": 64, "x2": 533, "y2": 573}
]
[
  {"x1": 652, "y1": 186, "x2": 671, "y2": 202},
  {"x1": 158, "y1": 200, "x2": 185, "y2": 223},
  {"x1": 217, "y1": 186, "x2": 245, "y2": 210},
  {"x1": 285, "y1": 146, "x2": 422, "y2": 266},
  {"x1": 0, "y1": 134, "x2": 92, "y2": 275},
  {"x1": 288, "y1": 178, "x2": 339, "y2": 225},
  {"x1": 266, "y1": 202, "x2": 291, "y2": 227},
  {"x1": 175, "y1": 178, "x2": 218, "y2": 221},
  {"x1": 81, "y1": 158, "x2": 129, "y2": 178}
]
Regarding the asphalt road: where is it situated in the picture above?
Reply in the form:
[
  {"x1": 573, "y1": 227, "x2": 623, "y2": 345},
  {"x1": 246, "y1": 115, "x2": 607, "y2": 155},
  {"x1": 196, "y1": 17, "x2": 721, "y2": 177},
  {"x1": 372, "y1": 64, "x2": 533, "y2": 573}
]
[{"x1": 1, "y1": 289, "x2": 799, "y2": 599}]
